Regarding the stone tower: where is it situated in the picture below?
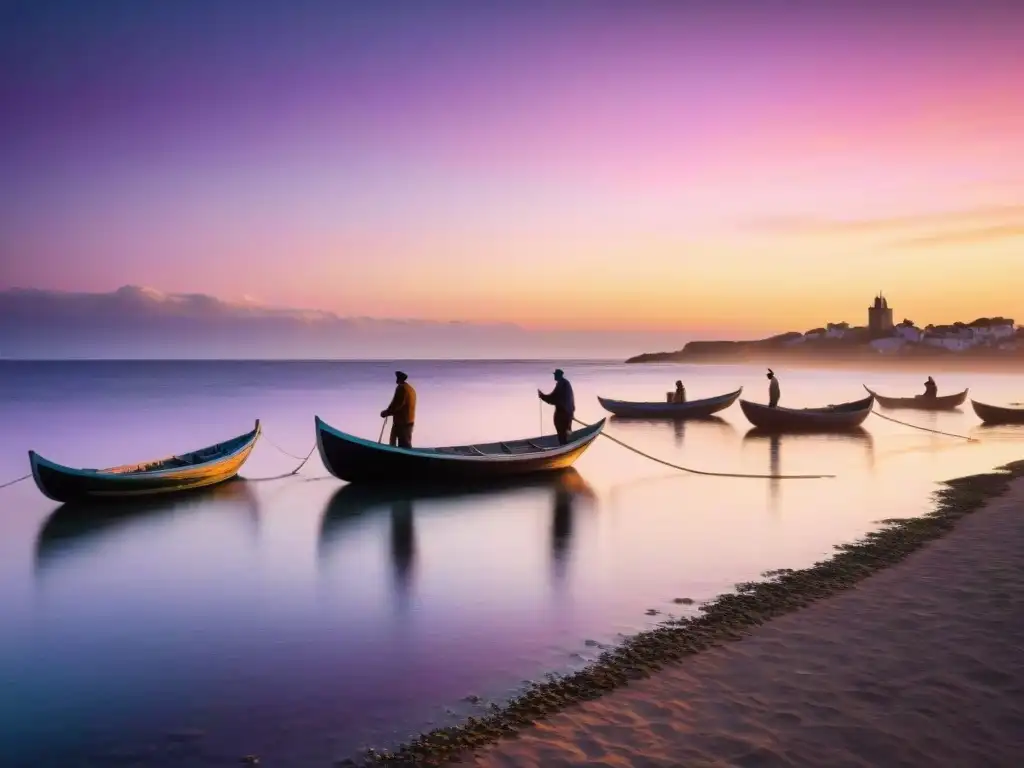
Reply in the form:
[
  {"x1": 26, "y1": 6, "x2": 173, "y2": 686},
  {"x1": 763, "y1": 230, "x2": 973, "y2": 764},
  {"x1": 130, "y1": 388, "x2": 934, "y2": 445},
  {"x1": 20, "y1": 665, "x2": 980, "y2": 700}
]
[{"x1": 868, "y1": 292, "x2": 894, "y2": 336}]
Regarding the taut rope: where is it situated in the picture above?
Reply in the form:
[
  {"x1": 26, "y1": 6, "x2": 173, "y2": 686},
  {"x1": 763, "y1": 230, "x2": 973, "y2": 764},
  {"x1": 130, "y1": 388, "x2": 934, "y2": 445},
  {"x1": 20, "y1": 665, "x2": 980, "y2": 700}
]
[
  {"x1": 575, "y1": 418, "x2": 835, "y2": 480},
  {"x1": 0, "y1": 473, "x2": 30, "y2": 490},
  {"x1": 870, "y1": 411, "x2": 977, "y2": 442},
  {"x1": 241, "y1": 432, "x2": 318, "y2": 481}
]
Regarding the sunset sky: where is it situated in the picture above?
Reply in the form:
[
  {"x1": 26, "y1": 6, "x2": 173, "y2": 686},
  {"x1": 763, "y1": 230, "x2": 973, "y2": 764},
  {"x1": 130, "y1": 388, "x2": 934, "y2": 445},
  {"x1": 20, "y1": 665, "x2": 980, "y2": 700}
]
[{"x1": 2, "y1": 0, "x2": 1022, "y2": 338}]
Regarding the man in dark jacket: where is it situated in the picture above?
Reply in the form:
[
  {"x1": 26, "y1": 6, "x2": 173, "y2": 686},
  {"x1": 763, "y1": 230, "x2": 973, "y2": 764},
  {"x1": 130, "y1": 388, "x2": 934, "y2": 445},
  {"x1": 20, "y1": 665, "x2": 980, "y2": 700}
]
[
  {"x1": 381, "y1": 370, "x2": 416, "y2": 448},
  {"x1": 538, "y1": 368, "x2": 575, "y2": 445}
]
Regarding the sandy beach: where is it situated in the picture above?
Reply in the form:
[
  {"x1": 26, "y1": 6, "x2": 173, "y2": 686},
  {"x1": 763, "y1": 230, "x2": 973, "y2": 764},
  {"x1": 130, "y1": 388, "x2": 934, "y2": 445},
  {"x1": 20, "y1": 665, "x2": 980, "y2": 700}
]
[{"x1": 465, "y1": 475, "x2": 1024, "y2": 768}]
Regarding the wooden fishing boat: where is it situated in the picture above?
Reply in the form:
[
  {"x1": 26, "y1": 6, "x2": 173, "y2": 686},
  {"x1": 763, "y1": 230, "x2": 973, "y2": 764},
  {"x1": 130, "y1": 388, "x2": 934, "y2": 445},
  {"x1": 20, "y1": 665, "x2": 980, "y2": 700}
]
[
  {"x1": 864, "y1": 385, "x2": 967, "y2": 410},
  {"x1": 315, "y1": 416, "x2": 604, "y2": 485},
  {"x1": 739, "y1": 395, "x2": 874, "y2": 432},
  {"x1": 971, "y1": 400, "x2": 1024, "y2": 425},
  {"x1": 597, "y1": 387, "x2": 742, "y2": 419},
  {"x1": 29, "y1": 421, "x2": 261, "y2": 503}
]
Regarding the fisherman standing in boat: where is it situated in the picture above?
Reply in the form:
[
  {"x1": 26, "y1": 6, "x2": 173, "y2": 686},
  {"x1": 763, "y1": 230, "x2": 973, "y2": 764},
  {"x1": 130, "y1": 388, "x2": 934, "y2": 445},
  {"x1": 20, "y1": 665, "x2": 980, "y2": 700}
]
[
  {"x1": 671, "y1": 380, "x2": 686, "y2": 403},
  {"x1": 381, "y1": 371, "x2": 416, "y2": 448},
  {"x1": 921, "y1": 376, "x2": 938, "y2": 399},
  {"x1": 538, "y1": 368, "x2": 575, "y2": 445},
  {"x1": 767, "y1": 368, "x2": 781, "y2": 408}
]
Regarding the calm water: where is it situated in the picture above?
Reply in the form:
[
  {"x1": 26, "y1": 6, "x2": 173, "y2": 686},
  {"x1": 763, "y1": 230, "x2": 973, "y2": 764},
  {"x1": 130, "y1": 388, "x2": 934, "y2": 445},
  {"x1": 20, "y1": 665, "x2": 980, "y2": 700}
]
[{"x1": 1, "y1": 360, "x2": 1022, "y2": 766}]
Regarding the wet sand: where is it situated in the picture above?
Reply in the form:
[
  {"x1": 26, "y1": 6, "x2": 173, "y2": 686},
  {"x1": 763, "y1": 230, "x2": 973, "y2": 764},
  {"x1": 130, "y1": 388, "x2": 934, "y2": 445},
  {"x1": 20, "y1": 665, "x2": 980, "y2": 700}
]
[{"x1": 470, "y1": 474, "x2": 1024, "y2": 768}]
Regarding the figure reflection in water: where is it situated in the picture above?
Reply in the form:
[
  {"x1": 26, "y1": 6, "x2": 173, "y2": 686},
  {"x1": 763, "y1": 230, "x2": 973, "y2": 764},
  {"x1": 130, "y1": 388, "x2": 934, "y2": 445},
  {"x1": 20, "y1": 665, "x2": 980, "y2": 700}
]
[
  {"x1": 742, "y1": 428, "x2": 877, "y2": 512},
  {"x1": 550, "y1": 483, "x2": 574, "y2": 584},
  {"x1": 389, "y1": 499, "x2": 416, "y2": 608},
  {"x1": 768, "y1": 434, "x2": 781, "y2": 511},
  {"x1": 673, "y1": 419, "x2": 685, "y2": 448},
  {"x1": 319, "y1": 470, "x2": 596, "y2": 606}
]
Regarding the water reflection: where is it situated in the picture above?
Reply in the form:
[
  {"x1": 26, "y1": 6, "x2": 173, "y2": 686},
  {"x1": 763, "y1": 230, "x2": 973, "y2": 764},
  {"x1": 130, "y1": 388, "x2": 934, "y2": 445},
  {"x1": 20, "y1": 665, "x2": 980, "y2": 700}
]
[
  {"x1": 969, "y1": 423, "x2": 1024, "y2": 442},
  {"x1": 742, "y1": 428, "x2": 875, "y2": 509},
  {"x1": 34, "y1": 478, "x2": 260, "y2": 578},
  {"x1": 608, "y1": 415, "x2": 735, "y2": 447},
  {"x1": 319, "y1": 470, "x2": 597, "y2": 602}
]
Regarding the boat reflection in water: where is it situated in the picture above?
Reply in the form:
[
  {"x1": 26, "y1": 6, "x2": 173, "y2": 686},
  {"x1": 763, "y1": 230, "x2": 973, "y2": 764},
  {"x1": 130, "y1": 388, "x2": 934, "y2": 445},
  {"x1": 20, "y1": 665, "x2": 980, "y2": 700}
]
[
  {"x1": 969, "y1": 422, "x2": 1024, "y2": 442},
  {"x1": 607, "y1": 414, "x2": 735, "y2": 448},
  {"x1": 34, "y1": 478, "x2": 260, "y2": 579},
  {"x1": 742, "y1": 428, "x2": 875, "y2": 510},
  {"x1": 318, "y1": 469, "x2": 597, "y2": 606}
]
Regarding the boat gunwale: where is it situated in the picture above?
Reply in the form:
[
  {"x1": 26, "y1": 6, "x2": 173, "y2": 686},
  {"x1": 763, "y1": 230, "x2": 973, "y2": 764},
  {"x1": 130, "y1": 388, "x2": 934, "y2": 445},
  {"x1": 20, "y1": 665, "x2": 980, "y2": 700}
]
[
  {"x1": 597, "y1": 387, "x2": 742, "y2": 411},
  {"x1": 314, "y1": 416, "x2": 605, "y2": 463},
  {"x1": 863, "y1": 385, "x2": 968, "y2": 407},
  {"x1": 971, "y1": 399, "x2": 1024, "y2": 420},
  {"x1": 28, "y1": 420, "x2": 261, "y2": 482},
  {"x1": 739, "y1": 394, "x2": 875, "y2": 417}
]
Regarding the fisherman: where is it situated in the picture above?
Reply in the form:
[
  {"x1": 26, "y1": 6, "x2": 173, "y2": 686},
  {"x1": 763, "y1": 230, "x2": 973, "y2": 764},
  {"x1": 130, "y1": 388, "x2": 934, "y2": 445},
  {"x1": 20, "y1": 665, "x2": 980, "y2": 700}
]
[
  {"x1": 380, "y1": 370, "x2": 416, "y2": 448},
  {"x1": 767, "y1": 368, "x2": 781, "y2": 408},
  {"x1": 921, "y1": 376, "x2": 938, "y2": 399},
  {"x1": 671, "y1": 380, "x2": 687, "y2": 403},
  {"x1": 538, "y1": 368, "x2": 576, "y2": 445}
]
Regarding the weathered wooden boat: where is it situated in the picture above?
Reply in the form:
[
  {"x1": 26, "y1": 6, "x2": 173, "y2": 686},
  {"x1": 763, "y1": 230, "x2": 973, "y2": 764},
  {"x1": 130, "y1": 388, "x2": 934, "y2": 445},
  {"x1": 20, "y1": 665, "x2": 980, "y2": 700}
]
[
  {"x1": 315, "y1": 416, "x2": 604, "y2": 485},
  {"x1": 739, "y1": 395, "x2": 874, "y2": 432},
  {"x1": 597, "y1": 388, "x2": 742, "y2": 419},
  {"x1": 971, "y1": 400, "x2": 1024, "y2": 425},
  {"x1": 29, "y1": 421, "x2": 261, "y2": 503},
  {"x1": 864, "y1": 385, "x2": 967, "y2": 410}
]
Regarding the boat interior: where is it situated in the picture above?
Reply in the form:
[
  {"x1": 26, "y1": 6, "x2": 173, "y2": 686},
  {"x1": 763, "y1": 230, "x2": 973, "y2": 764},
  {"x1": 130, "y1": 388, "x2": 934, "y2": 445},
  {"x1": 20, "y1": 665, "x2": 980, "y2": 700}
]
[
  {"x1": 757, "y1": 396, "x2": 874, "y2": 414},
  {"x1": 426, "y1": 424, "x2": 598, "y2": 457},
  {"x1": 99, "y1": 430, "x2": 257, "y2": 475}
]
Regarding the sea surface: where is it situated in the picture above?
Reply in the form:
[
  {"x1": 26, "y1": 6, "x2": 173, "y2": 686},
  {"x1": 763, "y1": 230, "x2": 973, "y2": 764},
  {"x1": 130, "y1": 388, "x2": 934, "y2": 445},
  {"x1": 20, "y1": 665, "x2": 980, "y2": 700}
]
[{"x1": 1, "y1": 360, "x2": 1022, "y2": 766}]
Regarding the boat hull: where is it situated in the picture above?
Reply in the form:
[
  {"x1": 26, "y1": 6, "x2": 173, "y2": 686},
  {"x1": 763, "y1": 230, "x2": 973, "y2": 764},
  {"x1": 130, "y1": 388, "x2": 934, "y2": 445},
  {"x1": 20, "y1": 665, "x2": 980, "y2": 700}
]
[
  {"x1": 971, "y1": 400, "x2": 1024, "y2": 425},
  {"x1": 29, "y1": 422, "x2": 261, "y2": 503},
  {"x1": 597, "y1": 388, "x2": 741, "y2": 419},
  {"x1": 865, "y1": 386, "x2": 967, "y2": 410},
  {"x1": 315, "y1": 416, "x2": 604, "y2": 485},
  {"x1": 739, "y1": 396, "x2": 874, "y2": 432}
]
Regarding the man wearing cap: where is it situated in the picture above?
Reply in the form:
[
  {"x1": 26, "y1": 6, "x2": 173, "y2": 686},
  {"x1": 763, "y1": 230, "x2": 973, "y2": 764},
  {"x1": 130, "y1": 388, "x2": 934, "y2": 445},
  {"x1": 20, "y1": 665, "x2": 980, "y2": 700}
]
[
  {"x1": 538, "y1": 368, "x2": 575, "y2": 445},
  {"x1": 381, "y1": 371, "x2": 417, "y2": 448},
  {"x1": 767, "y1": 368, "x2": 781, "y2": 408}
]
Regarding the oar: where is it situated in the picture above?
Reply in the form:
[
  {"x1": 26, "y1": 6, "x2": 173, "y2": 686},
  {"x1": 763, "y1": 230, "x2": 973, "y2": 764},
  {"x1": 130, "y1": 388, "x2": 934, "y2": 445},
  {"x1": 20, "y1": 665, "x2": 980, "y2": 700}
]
[{"x1": 378, "y1": 416, "x2": 389, "y2": 443}]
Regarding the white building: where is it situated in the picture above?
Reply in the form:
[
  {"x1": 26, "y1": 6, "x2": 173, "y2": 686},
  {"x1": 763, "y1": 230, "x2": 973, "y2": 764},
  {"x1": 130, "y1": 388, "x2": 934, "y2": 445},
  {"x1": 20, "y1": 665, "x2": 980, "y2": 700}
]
[
  {"x1": 894, "y1": 324, "x2": 923, "y2": 343},
  {"x1": 970, "y1": 320, "x2": 1016, "y2": 342}
]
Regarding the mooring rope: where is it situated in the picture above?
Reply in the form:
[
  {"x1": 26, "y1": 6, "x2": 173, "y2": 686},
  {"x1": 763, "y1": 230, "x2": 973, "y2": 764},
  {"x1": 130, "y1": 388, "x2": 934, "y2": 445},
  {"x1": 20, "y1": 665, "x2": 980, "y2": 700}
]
[
  {"x1": 260, "y1": 433, "x2": 315, "y2": 461},
  {"x1": 240, "y1": 432, "x2": 318, "y2": 481},
  {"x1": 0, "y1": 473, "x2": 30, "y2": 490},
  {"x1": 576, "y1": 418, "x2": 835, "y2": 480},
  {"x1": 870, "y1": 411, "x2": 977, "y2": 442}
]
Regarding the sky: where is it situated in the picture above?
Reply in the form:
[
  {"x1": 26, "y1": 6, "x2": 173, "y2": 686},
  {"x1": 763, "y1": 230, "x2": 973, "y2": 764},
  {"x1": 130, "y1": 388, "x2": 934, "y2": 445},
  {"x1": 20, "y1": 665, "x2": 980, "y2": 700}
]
[{"x1": 1, "y1": 0, "x2": 1022, "y2": 351}]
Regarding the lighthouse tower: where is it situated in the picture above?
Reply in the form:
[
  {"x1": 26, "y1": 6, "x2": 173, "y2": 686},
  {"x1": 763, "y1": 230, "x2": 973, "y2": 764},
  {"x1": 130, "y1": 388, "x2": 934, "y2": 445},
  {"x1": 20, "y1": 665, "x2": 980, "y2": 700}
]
[{"x1": 868, "y1": 292, "x2": 894, "y2": 337}]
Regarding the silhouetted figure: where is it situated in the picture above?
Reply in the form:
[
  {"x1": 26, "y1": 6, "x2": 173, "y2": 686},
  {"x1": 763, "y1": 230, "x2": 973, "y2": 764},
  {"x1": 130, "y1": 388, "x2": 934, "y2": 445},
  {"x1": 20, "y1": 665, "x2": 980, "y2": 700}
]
[
  {"x1": 921, "y1": 376, "x2": 938, "y2": 399},
  {"x1": 381, "y1": 371, "x2": 416, "y2": 448},
  {"x1": 767, "y1": 368, "x2": 781, "y2": 408},
  {"x1": 538, "y1": 369, "x2": 576, "y2": 445},
  {"x1": 671, "y1": 380, "x2": 687, "y2": 403}
]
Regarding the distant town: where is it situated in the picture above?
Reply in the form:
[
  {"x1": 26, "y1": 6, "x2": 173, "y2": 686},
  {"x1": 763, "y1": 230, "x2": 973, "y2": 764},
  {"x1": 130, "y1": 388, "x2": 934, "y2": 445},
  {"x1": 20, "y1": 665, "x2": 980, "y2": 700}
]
[{"x1": 627, "y1": 293, "x2": 1023, "y2": 365}]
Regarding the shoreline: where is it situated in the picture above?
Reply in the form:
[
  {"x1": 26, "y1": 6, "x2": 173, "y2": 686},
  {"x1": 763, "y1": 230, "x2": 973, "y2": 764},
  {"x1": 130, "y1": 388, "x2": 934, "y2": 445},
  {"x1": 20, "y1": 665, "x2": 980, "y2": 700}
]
[
  {"x1": 625, "y1": 353, "x2": 1024, "y2": 374},
  {"x1": 355, "y1": 458, "x2": 1024, "y2": 766}
]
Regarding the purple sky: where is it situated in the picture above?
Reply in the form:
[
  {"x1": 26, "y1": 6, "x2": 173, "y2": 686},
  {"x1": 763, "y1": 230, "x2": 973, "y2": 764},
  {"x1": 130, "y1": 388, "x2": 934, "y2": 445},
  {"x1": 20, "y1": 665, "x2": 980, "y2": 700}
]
[{"x1": 2, "y1": 0, "x2": 1022, "y2": 343}]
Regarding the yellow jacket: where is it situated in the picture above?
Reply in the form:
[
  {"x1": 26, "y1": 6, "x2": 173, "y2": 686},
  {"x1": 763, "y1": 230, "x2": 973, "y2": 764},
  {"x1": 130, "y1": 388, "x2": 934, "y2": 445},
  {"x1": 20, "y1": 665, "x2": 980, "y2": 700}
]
[{"x1": 384, "y1": 382, "x2": 416, "y2": 425}]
